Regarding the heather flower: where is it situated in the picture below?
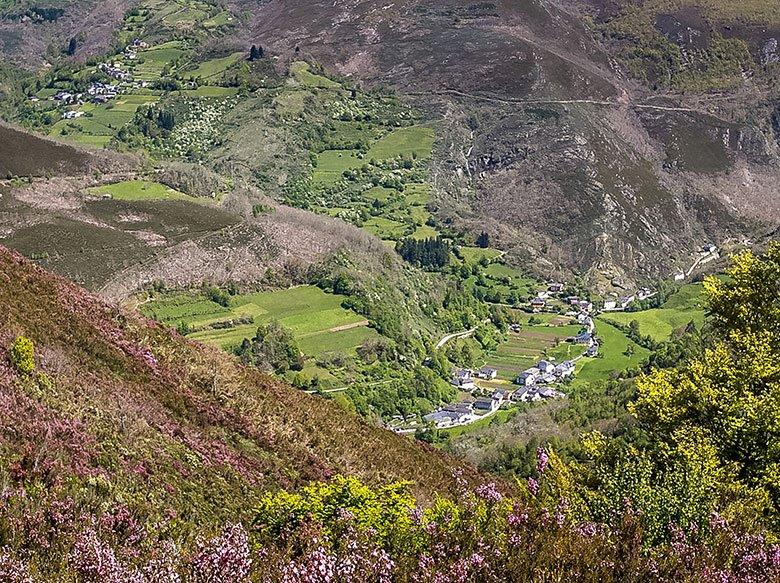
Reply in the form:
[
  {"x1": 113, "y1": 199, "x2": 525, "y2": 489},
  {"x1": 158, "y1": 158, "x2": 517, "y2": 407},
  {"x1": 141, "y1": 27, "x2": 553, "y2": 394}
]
[
  {"x1": 0, "y1": 548, "x2": 33, "y2": 583},
  {"x1": 527, "y1": 477, "x2": 539, "y2": 495},
  {"x1": 189, "y1": 523, "x2": 251, "y2": 583},
  {"x1": 141, "y1": 541, "x2": 181, "y2": 583},
  {"x1": 536, "y1": 447, "x2": 548, "y2": 474},
  {"x1": 71, "y1": 528, "x2": 142, "y2": 583},
  {"x1": 475, "y1": 482, "x2": 502, "y2": 503}
]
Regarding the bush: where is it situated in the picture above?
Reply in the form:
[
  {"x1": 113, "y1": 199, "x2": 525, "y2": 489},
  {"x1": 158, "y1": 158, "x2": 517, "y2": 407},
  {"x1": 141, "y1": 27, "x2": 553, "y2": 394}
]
[{"x1": 9, "y1": 336, "x2": 34, "y2": 375}]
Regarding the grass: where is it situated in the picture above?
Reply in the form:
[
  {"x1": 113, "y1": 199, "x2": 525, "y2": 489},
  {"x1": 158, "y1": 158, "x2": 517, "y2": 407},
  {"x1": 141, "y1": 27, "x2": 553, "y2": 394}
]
[
  {"x1": 313, "y1": 149, "x2": 364, "y2": 183},
  {"x1": 86, "y1": 180, "x2": 193, "y2": 202},
  {"x1": 142, "y1": 285, "x2": 377, "y2": 355},
  {"x1": 575, "y1": 321, "x2": 650, "y2": 384},
  {"x1": 368, "y1": 125, "x2": 436, "y2": 160},
  {"x1": 290, "y1": 61, "x2": 341, "y2": 89},
  {"x1": 362, "y1": 217, "x2": 410, "y2": 240},
  {"x1": 180, "y1": 86, "x2": 239, "y2": 97},
  {"x1": 440, "y1": 407, "x2": 517, "y2": 438},
  {"x1": 599, "y1": 283, "x2": 706, "y2": 341},
  {"x1": 459, "y1": 247, "x2": 503, "y2": 264},
  {"x1": 184, "y1": 52, "x2": 244, "y2": 80}
]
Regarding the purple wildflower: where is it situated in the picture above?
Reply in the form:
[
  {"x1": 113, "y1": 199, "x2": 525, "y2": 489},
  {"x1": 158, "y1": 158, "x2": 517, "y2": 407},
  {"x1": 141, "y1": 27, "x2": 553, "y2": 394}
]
[{"x1": 190, "y1": 523, "x2": 251, "y2": 583}]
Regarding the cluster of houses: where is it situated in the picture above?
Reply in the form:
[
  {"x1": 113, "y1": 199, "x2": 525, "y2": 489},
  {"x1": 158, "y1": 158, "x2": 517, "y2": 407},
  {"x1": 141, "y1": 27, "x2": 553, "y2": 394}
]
[
  {"x1": 515, "y1": 359, "x2": 574, "y2": 388},
  {"x1": 39, "y1": 38, "x2": 155, "y2": 116},
  {"x1": 530, "y1": 282, "x2": 594, "y2": 313},
  {"x1": 603, "y1": 288, "x2": 654, "y2": 311},
  {"x1": 450, "y1": 366, "x2": 498, "y2": 390},
  {"x1": 424, "y1": 387, "x2": 515, "y2": 428},
  {"x1": 99, "y1": 62, "x2": 133, "y2": 83}
]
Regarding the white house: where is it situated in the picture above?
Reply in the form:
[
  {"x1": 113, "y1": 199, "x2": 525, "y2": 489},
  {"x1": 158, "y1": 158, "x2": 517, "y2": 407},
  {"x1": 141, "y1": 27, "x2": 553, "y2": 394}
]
[
  {"x1": 536, "y1": 360, "x2": 555, "y2": 374},
  {"x1": 451, "y1": 369, "x2": 475, "y2": 390},
  {"x1": 516, "y1": 368, "x2": 540, "y2": 386},
  {"x1": 603, "y1": 299, "x2": 617, "y2": 310},
  {"x1": 476, "y1": 366, "x2": 498, "y2": 380},
  {"x1": 554, "y1": 361, "x2": 575, "y2": 378}
]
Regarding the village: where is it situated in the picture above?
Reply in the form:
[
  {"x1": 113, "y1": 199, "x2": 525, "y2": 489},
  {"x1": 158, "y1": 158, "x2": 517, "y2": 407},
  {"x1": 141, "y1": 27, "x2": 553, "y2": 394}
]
[
  {"x1": 34, "y1": 39, "x2": 152, "y2": 120},
  {"x1": 419, "y1": 282, "x2": 603, "y2": 430}
]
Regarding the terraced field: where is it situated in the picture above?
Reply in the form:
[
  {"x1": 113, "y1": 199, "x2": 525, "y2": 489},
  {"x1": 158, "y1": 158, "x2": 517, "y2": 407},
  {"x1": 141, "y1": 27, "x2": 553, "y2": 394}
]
[
  {"x1": 141, "y1": 285, "x2": 378, "y2": 355},
  {"x1": 483, "y1": 319, "x2": 582, "y2": 381}
]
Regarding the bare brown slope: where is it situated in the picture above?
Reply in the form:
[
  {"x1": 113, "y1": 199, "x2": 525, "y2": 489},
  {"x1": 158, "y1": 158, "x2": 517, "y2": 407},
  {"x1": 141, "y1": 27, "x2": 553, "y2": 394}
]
[
  {"x1": 0, "y1": 246, "x2": 485, "y2": 527},
  {"x1": 0, "y1": 123, "x2": 138, "y2": 178}
]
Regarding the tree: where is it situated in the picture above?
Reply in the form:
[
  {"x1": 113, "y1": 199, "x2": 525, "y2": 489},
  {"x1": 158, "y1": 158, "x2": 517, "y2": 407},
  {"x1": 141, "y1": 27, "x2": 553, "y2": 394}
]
[
  {"x1": 249, "y1": 44, "x2": 264, "y2": 61},
  {"x1": 236, "y1": 321, "x2": 304, "y2": 373},
  {"x1": 476, "y1": 231, "x2": 490, "y2": 249},
  {"x1": 66, "y1": 37, "x2": 77, "y2": 56},
  {"x1": 9, "y1": 336, "x2": 35, "y2": 375},
  {"x1": 628, "y1": 244, "x2": 780, "y2": 530}
]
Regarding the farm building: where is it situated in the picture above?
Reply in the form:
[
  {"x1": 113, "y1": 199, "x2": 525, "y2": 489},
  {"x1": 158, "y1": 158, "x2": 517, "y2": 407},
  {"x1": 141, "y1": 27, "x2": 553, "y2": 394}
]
[
  {"x1": 477, "y1": 366, "x2": 498, "y2": 380},
  {"x1": 536, "y1": 360, "x2": 555, "y2": 374}
]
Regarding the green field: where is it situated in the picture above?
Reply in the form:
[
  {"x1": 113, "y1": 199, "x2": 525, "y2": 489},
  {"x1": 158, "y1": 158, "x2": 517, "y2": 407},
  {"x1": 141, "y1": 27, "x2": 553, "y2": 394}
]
[
  {"x1": 459, "y1": 246, "x2": 504, "y2": 264},
  {"x1": 368, "y1": 125, "x2": 435, "y2": 160},
  {"x1": 142, "y1": 285, "x2": 378, "y2": 355},
  {"x1": 290, "y1": 61, "x2": 341, "y2": 89},
  {"x1": 363, "y1": 217, "x2": 410, "y2": 240},
  {"x1": 600, "y1": 284, "x2": 706, "y2": 341},
  {"x1": 314, "y1": 149, "x2": 364, "y2": 183},
  {"x1": 86, "y1": 180, "x2": 195, "y2": 202},
  {"x1": 575, "y1": 321, "x2": 650, "y2": 384},
  {"x1": 465, "y1": 259, "x2": 538, "y2": 304},
  {"x1": 184, "y1": 52, "x2": 244, "y2": 80},
  {"x1": 181, "y1": 86, "x2": 239, "y2": 97}
]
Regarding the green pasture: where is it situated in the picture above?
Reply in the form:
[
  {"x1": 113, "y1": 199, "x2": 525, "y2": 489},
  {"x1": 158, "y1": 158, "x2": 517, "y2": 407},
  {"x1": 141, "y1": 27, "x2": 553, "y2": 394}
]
[
  {"x1": 184, "y1": 52, "x2": 244, "y2": 80},
  {"x1": 600, "y1": 283, "x2": 706, "y2": 341},
  {"x1": 142, "y1": 285, "x2": 377, "y2": 355},
  {"x1": 290, "y1": 61, "x2": 341, "y2": 89},
  {"x1": 368, "y1": 125, "x2": 435, "y2": 160},
  {"x1": 575, "y1": 321, "x2": 650, "y2": 384},
  {"x1": 459, "y1": 246, "x2": 503, "y2": 264},
  {"x1": 86, "y1": 180, "x2": 193, "y2": 202}
]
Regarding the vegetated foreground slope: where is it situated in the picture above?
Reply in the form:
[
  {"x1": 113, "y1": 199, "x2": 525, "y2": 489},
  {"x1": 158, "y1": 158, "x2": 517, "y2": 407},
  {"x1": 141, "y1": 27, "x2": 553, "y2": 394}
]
[{"x1": 0, "y1": 245, "x2": 483, "y2": 523}]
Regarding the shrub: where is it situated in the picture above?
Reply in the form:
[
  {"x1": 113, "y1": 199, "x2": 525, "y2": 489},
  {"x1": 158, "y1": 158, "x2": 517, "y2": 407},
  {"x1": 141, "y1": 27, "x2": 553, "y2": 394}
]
[{"x1": 9, "y1": 336, "x2": 34, "y2": 375}]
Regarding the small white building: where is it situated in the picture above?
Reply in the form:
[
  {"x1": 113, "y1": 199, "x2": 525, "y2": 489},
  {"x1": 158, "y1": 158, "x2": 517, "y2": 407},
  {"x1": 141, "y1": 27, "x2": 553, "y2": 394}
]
[
  {"x1": 536, "y1": 360, "x2": 555, "y2": 374},
  {"x1": 516, "y1": 368, "x2": 540, "y2": 386},
  {"x1": 476, "y1": 366, "x2": 498, "y2": 380}
]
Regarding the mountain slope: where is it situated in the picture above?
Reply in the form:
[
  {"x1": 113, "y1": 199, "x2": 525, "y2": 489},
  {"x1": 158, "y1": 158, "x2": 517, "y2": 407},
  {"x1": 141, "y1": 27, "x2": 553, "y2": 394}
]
[
  {"x1": 0, "y1": 245, "x2": 483, "y2": 529},
  {"x1": 231, "y1": 0, "x2": 780, "y2": 284}
]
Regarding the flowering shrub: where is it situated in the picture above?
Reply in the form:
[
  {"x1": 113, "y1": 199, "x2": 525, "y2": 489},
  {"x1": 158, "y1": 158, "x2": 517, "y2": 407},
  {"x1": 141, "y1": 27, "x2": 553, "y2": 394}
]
[
  {"x1": 9, "y1": 336, "x2": 35, "y2": 375},
  {"x1": 189, "y1": 523, "x2": 251, "y2": 583},
  {"x1": 0, "y1": 548, "x2": 33, "y2": 583}
]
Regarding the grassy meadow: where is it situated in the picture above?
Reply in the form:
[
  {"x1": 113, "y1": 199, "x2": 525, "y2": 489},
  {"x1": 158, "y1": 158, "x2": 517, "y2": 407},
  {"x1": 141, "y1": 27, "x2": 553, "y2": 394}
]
[
  {"x1": 141, "y1": 285, "x2": 377, "y2": 355},
  {"x1": 600, "y1": 283, "x2": 706, "y2": 341}
]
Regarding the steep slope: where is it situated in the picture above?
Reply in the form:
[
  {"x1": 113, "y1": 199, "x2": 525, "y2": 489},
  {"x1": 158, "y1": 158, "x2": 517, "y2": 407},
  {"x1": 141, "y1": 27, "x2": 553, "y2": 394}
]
[
  {"x1": 0, "y1": 245, "x2": 483, "y2": 530},
  {"x1": 232, "y1": 0, "x2": 780, "y2": 284},
  {"x1": 0, "y1": 123, "x2": 136, "y2": 178}
]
